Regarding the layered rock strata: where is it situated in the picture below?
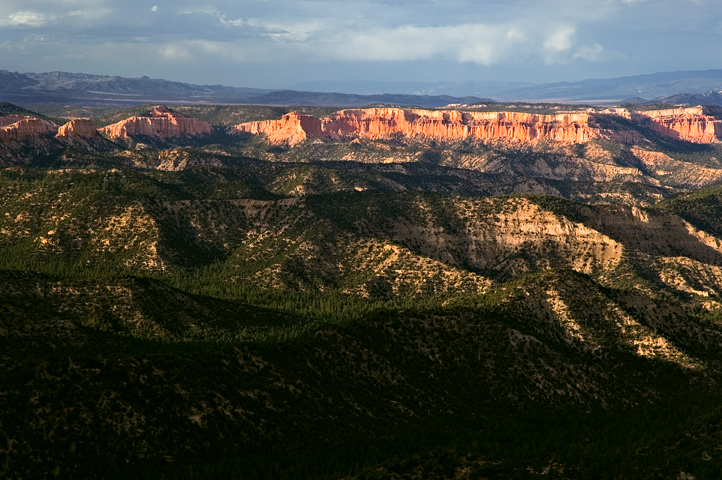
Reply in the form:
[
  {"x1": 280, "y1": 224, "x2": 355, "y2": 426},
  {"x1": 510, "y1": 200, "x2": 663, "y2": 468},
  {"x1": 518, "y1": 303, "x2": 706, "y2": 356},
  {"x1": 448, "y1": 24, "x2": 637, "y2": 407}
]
[
  {"x1": 0, "y1": 116, "x2": 58, "y2": 143},
  {"x1": 233, "y1": 109, "x2": 595, "y2": 146},
  {"x1": 630, "y1": 107, "x2": 722, "y2": 144},
  {"x1": 56, "y1": 118, "x2": 99, "y2": 138},
  {"x1": 100, "y1": 106, "x2": 212, "y2": 139},
  {"x1": 233, "y1": 107, "x2": 722, "y2": 146}
]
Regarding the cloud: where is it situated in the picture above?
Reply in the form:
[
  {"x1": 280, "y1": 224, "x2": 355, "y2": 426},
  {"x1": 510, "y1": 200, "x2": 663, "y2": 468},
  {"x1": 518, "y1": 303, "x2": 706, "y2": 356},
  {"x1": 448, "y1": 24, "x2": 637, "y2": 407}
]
[
  {"x1": 4, "y1": 11, "x2": 55, "y2": 27},
  {"x1": 325, "y1": 22, "x2": 592, "y2": 67},
  {"x1": 325, "y1": 23, "x2": 522, "y2": 64},
  {"x1": 0, "y1": 4, "x2": 111, "y2": 29},
  {"x1": 185, "y1": 10, "x2": 321, "y2": 43},
  {"x1": 159, "y1": 44, "x2": 191, "y2": 60},
  {"x1": 544, "y1": 27, "x2": 575, "y2": 53},
  {"x1": 177, "y1": 6, "x2": 218, "y2": 16},
  {"x1": 574, "y1": 44, "x2": 605, "y2": 61},
  {"x1": 218, "y1": 15, "x2": 245, "y2": 28}
]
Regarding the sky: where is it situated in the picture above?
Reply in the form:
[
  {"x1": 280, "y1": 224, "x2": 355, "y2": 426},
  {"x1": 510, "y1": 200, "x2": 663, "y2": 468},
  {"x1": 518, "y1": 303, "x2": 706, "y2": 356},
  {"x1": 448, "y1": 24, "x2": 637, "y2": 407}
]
[{"x1": 0, "y1": 0, "x2": 721, "y2": 89}]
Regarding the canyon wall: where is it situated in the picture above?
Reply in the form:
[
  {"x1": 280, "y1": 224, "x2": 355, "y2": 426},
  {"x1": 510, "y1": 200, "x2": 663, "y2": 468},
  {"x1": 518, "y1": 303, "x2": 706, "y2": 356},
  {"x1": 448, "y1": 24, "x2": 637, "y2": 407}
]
[
  {"x1": 2, "y1": 104, "x2": 720, "y2": 149},
  {"x1": 233, "y1": 107, "x2": 722, "y2": 146},
  {"x1": 233, "y1": 108, "x2": 595, "y2": 146},
  {"x1": 629, "y1": 107, "x2": 722, "y2": 143},
  {"x1": 2, "y1": 106, "x2": 214, "y2": 144},
  {"x1": 56, "y1": 119, "x2": 99, "y2": 138},
  {"x1": 0, "y1": 116, "x2": 58, "y2": 143},
  {"x1": 236, "y1": 112, "x2": 321, "y2": 145},
  {"x1": 100, "y1": 106, "x2": 212, "y2": 139}
]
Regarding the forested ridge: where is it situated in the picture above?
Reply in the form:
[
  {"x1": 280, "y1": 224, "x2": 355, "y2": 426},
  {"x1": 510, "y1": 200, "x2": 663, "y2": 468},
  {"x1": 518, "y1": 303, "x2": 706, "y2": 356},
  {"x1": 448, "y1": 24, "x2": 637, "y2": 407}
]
[{"x1": 4, "y1": 102, "x2": 722, "y2": 478}]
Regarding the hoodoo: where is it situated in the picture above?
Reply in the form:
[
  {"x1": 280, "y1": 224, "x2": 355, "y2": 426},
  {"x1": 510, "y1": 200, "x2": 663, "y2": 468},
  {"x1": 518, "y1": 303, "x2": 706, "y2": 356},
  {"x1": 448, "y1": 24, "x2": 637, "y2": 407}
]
[{"x1": 100, "y1": 106, "x2": 212, "y2": 139}]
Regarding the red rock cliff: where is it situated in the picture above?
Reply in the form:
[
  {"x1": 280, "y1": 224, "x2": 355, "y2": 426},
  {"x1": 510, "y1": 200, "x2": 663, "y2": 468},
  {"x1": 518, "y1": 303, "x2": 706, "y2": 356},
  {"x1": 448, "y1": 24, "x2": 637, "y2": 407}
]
[
  {"x1": 100, "y1": 106, "x2": 212, "y2": 139},
  {"x1": 236, "y1": 112, "x2": 322, "y2": 145},
  {"x1": 56, "y1": 118, "x2": 98, "y2": 138},
  {"x1": 630, "y1": 107, "x2": 722, "y2": 143},
  {"x1": 233, "y1": 107, "x2": 722, "y2": 146},
  {"x1": 0, "y1": 116, "x2": 58, "y2": 143},
  {"x1": 232, "y1": 108, "x2": 595, "y2": 145}
]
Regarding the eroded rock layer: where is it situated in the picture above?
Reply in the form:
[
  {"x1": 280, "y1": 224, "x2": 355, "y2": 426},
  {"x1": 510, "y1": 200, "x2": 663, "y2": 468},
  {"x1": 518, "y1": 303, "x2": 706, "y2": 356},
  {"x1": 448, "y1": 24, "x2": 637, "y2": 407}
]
[
  {"x1": 100, "y1": 106, "x2": 212, "y2": 139},
  {"x1": 0, "y1": 116, "x2": 58, "y2": 143},
  {"x1": 630, "y1": 107, "x2": 722, "y2": 144},
  {"x1": 233, "y1": 107, "x2": 722, "y2": 146},
  {"x1": 233, "y1": 109, "x2": 595, "y2": 146},
  {"x1": 56, "y1": 119, "x2": 99, "y2": 138}
]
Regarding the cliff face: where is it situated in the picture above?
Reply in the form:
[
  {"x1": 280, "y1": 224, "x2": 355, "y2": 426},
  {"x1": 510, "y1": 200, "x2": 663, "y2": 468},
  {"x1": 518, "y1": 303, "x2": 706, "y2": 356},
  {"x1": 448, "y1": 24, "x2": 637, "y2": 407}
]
[
  {"x1": 0, "y1": 116, "x2": 58, "y2": 143},
  {"x1": 233, "y1": 108, "x2": 595, "y2": 145},
  {"x1": 56, "y1": 118, "x2": 98, "y2": 138},
  {"x1": 100, "y1": 106, "x2": 212, "y2": 139},
  {"x1": 233, "y1": 107, "x2": 722, "y2": 146},
  {"x1": 236, "y1": 112, "x2": 321, "y2": 145},
  {"x1": 631, "y1": 107, "x2": 722, "y2": 143}
]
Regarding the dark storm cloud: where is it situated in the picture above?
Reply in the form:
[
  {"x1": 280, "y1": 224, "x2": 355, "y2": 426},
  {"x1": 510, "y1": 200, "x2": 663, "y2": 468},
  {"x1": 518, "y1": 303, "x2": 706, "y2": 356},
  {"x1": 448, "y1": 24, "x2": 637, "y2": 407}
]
[{"x1": 0, "y1": 0, "x2": 720, "y2": 88}]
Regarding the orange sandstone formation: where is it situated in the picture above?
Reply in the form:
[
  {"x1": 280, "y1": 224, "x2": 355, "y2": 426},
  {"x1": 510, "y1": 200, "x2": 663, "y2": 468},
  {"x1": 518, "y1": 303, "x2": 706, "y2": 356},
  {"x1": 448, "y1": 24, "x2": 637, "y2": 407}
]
[
  {"x1": 56, "y1": 118, "x2": 98, "y2": 138},
  {"x1": 100, "y1": 106, "x2": 212, "y2": 139},
  {"x1": 236, "y1": 112, "x2": 323, "y2": 145},
  {"x1": 232, "y1": 106, "x2": 722, "y2": 146},
  {"x1": 630, "y1": 107, "x2": 722, "y2": 144},
  {"x1": 232, "y1": 108, "x2": 595, "y2": 146},
  {"x1": 0, "y1": 116, "x2": 58, "y2": 143}
]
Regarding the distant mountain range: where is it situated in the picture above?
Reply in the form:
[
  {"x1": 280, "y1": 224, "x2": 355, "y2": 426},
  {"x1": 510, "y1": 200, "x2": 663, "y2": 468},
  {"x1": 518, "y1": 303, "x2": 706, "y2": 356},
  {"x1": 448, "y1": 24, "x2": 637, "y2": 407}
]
[
  {"x1": 0, "y1": 70, "x2": 488, "y2": 108},
  {"x1": 2, "y1": 68, "x2": 722, "y2": 106},
  {"x1": 0, "y1": 70, "x2": 271, "y2": 104},
  {"x1": 288, "y1": 80, "x2": 534, "y2": 97},
  {"x1": 500, "y1": 69, "x2": 722, "y2": 102},
  {"x1": 293, "y1": 70, "x2": 722, "y2": 103},
  {"x1": 623, "y1": 90, "x2": 722, "y2": 107}
]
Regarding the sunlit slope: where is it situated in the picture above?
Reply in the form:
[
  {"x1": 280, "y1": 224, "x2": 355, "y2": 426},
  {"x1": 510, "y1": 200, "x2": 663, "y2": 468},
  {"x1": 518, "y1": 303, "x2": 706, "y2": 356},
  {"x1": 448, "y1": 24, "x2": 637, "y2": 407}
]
[{"x1": 4, "y1": 169, "x2": 722, "y2": 307}]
